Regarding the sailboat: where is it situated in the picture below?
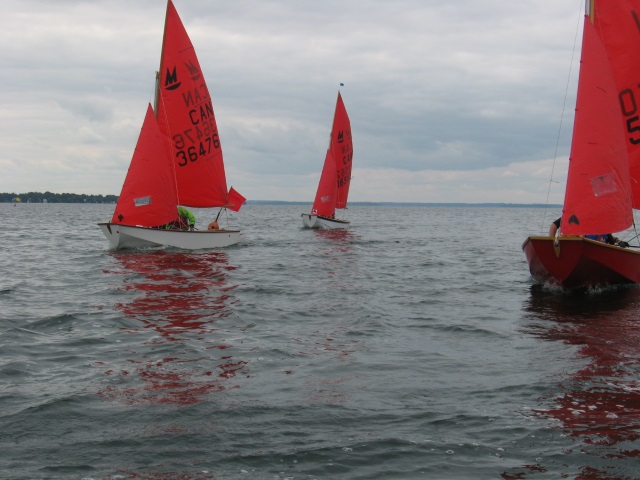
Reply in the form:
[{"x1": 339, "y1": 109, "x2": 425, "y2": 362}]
[
  {"x1": 302, "y1": 91, "x2": 354, "y2": 229},
  {"x1": 99, "y1": 0, "x2": 245, "y2": 250},
  {"x1": 522, "y1": 0, "x2": 640, "y2": 289}
]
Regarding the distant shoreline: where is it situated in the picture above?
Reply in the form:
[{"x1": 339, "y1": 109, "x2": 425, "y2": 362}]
[
  {"x1": 247, "y1": 201, "x2": 561, "y2": 208},
  {"x1": 2, "y1": 193, "x2": 560, "y2": 209}
]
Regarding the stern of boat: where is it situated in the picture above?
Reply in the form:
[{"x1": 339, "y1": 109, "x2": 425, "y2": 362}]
[
  {"x1": 316, "y1": 216, "x2": 350, "y2": 230},
  {"x1": 523, "y1": 236, "x2": 640, "y2": 289}
]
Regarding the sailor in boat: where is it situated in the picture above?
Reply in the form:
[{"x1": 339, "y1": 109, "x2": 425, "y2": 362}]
[
  {"x1": 549, "y1": 217, "x2": 629, "y2": 247},
  {"x1": 585, "y1": 234, "x2": 629, "y2": 247},
  {"x1": 207, "y1": 220, "x2": 220, "y2": 231},
  {"x1": 161, "y1": 206, "x2": 196, "y2": 230},
  {"x1": 177, "y1": 206, "x2": 196, "y2": 230}
]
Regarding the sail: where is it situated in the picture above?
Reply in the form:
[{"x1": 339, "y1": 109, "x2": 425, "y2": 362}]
[
  {"x1": 311, "y1": 149, "x2": 338, "y2": 217},
  {"x1": 112, "y1": 104, "x2": 178, "y2": 227},
  {"x1": 561, "y1": 17, "x2": 633, "y2": 235},
  {"x1": 591, "y1": 0, "x2": 640, "y2": 208},
  {"x1": 155, "y1": 0, "x2": 228, "y2": 208},
  {"x1": 331, "y1": 92, "x2": 353, "y2": 209}
]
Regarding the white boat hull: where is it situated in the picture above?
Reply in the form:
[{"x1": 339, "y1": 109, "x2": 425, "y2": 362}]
[
  {"x1": 301, "y1": 214, "x2": 350, "y2": 230},
  {"x1": 98, "y1": 223, "x2": 242, "y2": 250}
]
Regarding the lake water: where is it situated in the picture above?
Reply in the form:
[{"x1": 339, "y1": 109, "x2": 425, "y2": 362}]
[{"x1": 1, "y1": 203, "x2": 640, "y2": 479}]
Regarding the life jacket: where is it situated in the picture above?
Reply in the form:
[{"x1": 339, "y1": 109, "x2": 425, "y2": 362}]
[
  {"x1": 164, "y1": 216, "x2": 190, "y2": 230},
  {"x1": 585, "y1": 234, "x2": 608, "y2": 243}
]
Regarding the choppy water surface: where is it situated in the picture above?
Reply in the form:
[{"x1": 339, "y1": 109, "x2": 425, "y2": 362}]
[{"x1": 2, "y1": 203, "x2": 640, "y2": 479}]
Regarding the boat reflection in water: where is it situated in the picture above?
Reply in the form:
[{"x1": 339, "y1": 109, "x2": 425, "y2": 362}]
[
  {"x1": 514, "y1": 286, "x2": 640, "y2": 479},
  {"x1": 314, "y1": 228, "x2": 358, "y2": 252},
  {"x1": 292, "y1": 228, "x2": 365, "y2": 405},
  {"x1": 99, "y1": 250, "x2": 247, "y2": 406},
  {"x1": 313, "y1": 227, "x2": 359, "y2": 294}
]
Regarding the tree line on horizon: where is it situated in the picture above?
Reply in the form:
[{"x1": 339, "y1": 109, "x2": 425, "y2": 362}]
[
  {"x1": 0, "y1": 191, "x2": 118, "y2": 204},
  {"x1": 1, "y1": 192, "x2": 557, "y2": 207}
]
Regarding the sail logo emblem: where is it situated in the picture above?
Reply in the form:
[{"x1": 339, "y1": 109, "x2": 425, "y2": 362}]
[
  {"x1": 164, "y1": 66, "x2": 181, "y2": 90},
  {"x1": 166, "y1": 61, "x2": 200, "y2": 90},
  {"x1": 336, "y1": 130, "x2": 344, "y2": 143},
  {"x1": 184, "y1": 60, "x2": 201, "y2": 81}
]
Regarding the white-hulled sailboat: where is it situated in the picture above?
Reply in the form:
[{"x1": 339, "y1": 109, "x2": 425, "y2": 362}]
[
  {"x1": 302, "y1": 91, "x2": 354, "y2": 229},
  {"x1": 99, "y1": 0, "x2": 245, "y2": 250}
]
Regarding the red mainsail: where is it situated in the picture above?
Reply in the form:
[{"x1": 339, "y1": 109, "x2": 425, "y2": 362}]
[
  {"x1": 112, "y1": 104, "x2": 178, "y2": 227},
  {"x1": 155, "y1": 0, "x2": 228, "y2": 208},
  {"x1": 591, "y1": 0, "x2": 640, "y2": 208},
  {"x1": 311, "y1": 149, "x2": 338, "y2": 217},
  {"x1": 331, "y1": 92, "x2": 354, "y2": 209},
  {"x1": 561, "y1": 17, "x2": 633, "y2": 235}
]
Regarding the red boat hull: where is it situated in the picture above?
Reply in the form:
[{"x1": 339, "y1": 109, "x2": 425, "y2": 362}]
[{"x1": 522, "y1": 236, "x2": 640, "y2": 289}]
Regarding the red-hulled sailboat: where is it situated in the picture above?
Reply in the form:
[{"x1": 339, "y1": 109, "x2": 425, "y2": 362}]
[
  {"x1": 302, "y1": 91, "x2": 354, "y2": 229},
  {"x1": 99, "y1": 0, "x2": 245, "y2": 250},
  {"x1": 523, "y1": 0, "x2": 640, "y2": 289}
]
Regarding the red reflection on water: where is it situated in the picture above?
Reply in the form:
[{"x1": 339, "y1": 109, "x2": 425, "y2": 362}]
[
  {"x1": 314, "y1": 228, "x2": 357, "y2": 254},
  {"x1": 510, "y1": 287, "x2": 640, "y2": 478},
  {"x1": 113, "y1": 250, "x2": 236, "y2": 337},
  {"x1": 98, "y1": 250, "x2": 248, "y2": 406}
]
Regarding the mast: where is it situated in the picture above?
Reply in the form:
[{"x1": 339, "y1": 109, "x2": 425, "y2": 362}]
[
  {"x1": 586, "y1": 0, "x2": 594, "y2": 22},
  {"x1": 154, "y1": 0, "x2": 172, "y2": 115},
  {"x1": 328, "y1": 92, "x2": 340, "y2": 148}
]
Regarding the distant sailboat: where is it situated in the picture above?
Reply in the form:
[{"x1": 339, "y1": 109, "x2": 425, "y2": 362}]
[
  {"x1": 99, "y1": 0, "x2": 245, "y2": 250},
  {"x1": 522, "y1": 0, "x2": 640, "y2": 289},
  {"x1": 302, "y1": 91, "x2": 354, "y2": 229}
]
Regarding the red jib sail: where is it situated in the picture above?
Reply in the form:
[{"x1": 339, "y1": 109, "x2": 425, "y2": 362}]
[
  {"x1": 112, "y1": 104, "x2": 179, "y2": 227},
  {"x1": 591, "y1": 0, "x2": 640, "y2": 208},
  {"x1": 311, "y1": 149, "x2": 338, "y2": 217},
  {"x1": 155, "y1": 0, "x2": 228, "y2": 208},
  {"x1": 331, "y1": 92, "x2": 354, "y2": 209},
  {"x1": 561, "y1": 17, "x2": 633, "y2": 236}
]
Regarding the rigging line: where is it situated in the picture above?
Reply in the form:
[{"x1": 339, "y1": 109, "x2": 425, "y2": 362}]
[
  {"x1": 155, "y1": 78, "x2": 181, "y2": 209},
  {"x1": 541, "y1": 0, "x2": 584, "y2": 234}
]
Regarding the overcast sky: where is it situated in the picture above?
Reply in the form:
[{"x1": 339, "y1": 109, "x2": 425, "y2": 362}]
[{"x1": 1, "y1": 0, "x2": 586, "y2": 203}]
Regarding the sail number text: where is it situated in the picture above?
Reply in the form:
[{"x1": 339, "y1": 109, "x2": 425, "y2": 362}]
[
  {"x1": 620, "y1": 88, "x2": 640, "y2": 145},
  {"x1": 337, "y1": 149, "x2": 353, "y2": 188},
  {"x1": 173, "y1": 102, "x2": 219, "y2": 167}
]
